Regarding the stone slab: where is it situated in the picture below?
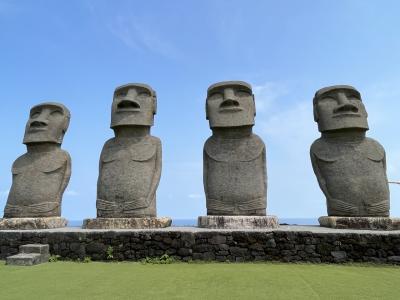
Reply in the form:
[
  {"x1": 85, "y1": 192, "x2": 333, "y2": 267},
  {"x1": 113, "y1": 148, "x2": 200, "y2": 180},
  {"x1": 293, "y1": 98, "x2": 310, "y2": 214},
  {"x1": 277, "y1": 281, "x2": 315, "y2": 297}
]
[
  {"x1": 0, "y1": 217, "x2": 67, "y2": 230},
  {"x1": 82, "y1": 217, "x2": 172, "y2": 229},
  {"x1": 319, "y1": 216, "x2": 400, "y2": 230},
  {"x1": 6, "y1": 253, "x2": 43, "y2": 266},
  {"x1": 20, "y1": 244, "x2": 49, "y2": 255},
  {"x1": 198, "y1": 215, "x2": 279, "y2": 229}
]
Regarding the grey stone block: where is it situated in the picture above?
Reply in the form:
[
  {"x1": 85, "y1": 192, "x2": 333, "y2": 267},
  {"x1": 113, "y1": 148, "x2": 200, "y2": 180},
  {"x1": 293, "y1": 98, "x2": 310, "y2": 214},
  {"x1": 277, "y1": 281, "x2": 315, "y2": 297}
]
[
  {"x1": 319, "y1": 216, "x2": 400, "y2": 230},
  {"x1": 0, "y1": 217, "x2": 68, "y2": 230},
  {"x1": 82, "y1": 217, "x2": 172, "y2": 229},
  {"x1": 198, "y1": 215, "x2": 278, "y2": 229},
  {"x1": 6, "y1": 253, "x2": 42, "y2": 266},
  {"x1": 20, "y1": 244, "x2": 49, "y2": 255}
]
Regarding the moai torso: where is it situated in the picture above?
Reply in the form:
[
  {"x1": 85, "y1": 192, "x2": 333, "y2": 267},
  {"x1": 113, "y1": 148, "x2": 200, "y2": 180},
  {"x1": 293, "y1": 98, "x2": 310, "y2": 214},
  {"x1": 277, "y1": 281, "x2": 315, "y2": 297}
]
[
  {"x1": 96, "y1": 83, "x2": 161, "y2": 218},
  {"x1": 311, "y1": 137, "x2": 389, "y2": 216},
  {"x1": 204, "y1": 134, "x2": 266, "y2": 215},
  {"x1": 310, "y1": 85, "x2": 390, "y2": 217},
  {"x1": 203, "y1": 81, "x2": 267, "y2": 216},
  {"x1": 5, "y1": 149, "x2": 71, "y2": 217},
  {"x1": 97, "y1": 135, "x2": 161, "y2": 217},
  {"x1": 3, "y1": 102, "x2": 71, "y2": 218}
]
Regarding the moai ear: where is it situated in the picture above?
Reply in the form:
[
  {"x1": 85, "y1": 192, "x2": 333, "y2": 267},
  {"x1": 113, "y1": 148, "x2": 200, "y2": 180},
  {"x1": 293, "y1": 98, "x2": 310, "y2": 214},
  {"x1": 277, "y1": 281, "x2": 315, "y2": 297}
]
[
  {"x1": 205, "y1": 100, "x2": 209, "y2": 120},
  {"x1": 313, "y1": 102, "x2": 319, "y2": 122},
  {"x1": 253, "y1": 94, "x2": 256, "y2": 117},
  {"x1": 153, "y1": 93, "x2": 157, "y2": 115}
]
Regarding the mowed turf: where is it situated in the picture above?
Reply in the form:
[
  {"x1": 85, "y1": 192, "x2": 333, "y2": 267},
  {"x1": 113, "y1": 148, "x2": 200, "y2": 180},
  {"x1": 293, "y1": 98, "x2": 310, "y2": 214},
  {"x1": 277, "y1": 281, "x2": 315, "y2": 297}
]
[{"x1": 0, "y1": 261, "x2": 399, "y2": 299}]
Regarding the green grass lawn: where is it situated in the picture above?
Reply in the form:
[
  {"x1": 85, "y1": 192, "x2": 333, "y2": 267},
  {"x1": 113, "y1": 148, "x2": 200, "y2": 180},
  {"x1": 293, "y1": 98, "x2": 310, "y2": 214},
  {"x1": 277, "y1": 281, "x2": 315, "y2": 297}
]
[{"x1": 0, "y1": 261, "x2": 399, "y2": 299}]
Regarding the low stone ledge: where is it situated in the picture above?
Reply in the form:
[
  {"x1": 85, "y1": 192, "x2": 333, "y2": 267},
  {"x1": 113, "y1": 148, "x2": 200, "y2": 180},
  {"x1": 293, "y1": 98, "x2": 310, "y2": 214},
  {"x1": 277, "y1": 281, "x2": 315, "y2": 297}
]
[
  {"x1": 82, "y1": 217, "x2": 172, "y2": 229},
  {"x1": 0, "y1": 217, "x2": 67, "y2": 230},
  {"x1": 1, "y1": 226, "x2": 400, "y2": 264},
  {"x1": 319, "y1": 216, "x2": 400, "y2": 230},
  {"x1": 198, "y1": 215, "x2": 279, "y2": 229}
]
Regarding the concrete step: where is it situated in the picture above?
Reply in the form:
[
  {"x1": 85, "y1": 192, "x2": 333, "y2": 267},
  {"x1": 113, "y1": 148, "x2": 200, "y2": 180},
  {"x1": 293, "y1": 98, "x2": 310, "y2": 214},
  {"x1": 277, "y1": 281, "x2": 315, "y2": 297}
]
[
  {"x1": 6, "y1": 253, "x2": 43, "y2": 266},
  {"x1": 19, "y1": 244, "x2": 49, "y2": 255}
]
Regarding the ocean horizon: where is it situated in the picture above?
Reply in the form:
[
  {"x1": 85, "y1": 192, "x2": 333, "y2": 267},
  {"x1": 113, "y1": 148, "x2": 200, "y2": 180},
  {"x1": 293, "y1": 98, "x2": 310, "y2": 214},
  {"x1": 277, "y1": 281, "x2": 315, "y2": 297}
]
[{"x1": 68, "y1": 218, "x2": 319, "y2": 227}]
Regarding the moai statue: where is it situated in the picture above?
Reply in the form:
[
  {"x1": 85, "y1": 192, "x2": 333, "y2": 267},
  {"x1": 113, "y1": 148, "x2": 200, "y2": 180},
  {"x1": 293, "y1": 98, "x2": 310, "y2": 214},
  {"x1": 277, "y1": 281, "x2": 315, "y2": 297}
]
[
  {"x1": 198, "y1": 81, "x2": 278, "y2": 229},
  {"x1": 311, "y1": 85, "x2": 399, "y2": 230},
  {"x1": 0, "y1": 102, "x2": 71, "y2": 229},
  {"x1": 83, "y1": 83, "x2": 170, "y2": 229}
]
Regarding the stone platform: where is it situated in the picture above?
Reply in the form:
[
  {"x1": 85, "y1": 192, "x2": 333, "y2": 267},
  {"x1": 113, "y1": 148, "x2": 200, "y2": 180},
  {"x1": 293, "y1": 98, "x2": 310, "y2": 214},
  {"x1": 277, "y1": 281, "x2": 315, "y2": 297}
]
[
  {"x1": 82, "y1": 217, "x2": 172, "y2": 229},
  {"x1": 0, "y1": 217, "x2": 67, "y2": 230},
  {"x1": 319, "y1": 216, "x2": 400, "y2": 230},
  {"x1": 1, "y1": 226, "x2": 400, "y2": 264},
  {"x1": 198, "y1": 215, "x2": 279, "y2": 229}
]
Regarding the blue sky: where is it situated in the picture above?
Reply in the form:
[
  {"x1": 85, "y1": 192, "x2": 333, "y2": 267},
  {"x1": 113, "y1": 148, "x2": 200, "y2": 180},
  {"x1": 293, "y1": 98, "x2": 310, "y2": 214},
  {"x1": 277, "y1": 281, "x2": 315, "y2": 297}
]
[{"x1": 1, "y1": 0, "x2": 400, "y2": 220}]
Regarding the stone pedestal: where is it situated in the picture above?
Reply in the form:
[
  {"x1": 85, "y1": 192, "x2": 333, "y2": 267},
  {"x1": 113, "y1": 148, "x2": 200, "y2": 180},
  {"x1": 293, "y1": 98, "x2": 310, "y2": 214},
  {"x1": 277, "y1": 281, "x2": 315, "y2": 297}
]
[
  {"x1": 0, "y1": 217, "x2": 67, "y2": 230},
  {"x1": 319, "y1": 216, "x2": 400, "y2": 230},
  {"x1": 82, "y1": 217, "x2": 172, "y2": 229},
  {"x1": 198, "y1": 215, "x2": 279, "y2": 229}
]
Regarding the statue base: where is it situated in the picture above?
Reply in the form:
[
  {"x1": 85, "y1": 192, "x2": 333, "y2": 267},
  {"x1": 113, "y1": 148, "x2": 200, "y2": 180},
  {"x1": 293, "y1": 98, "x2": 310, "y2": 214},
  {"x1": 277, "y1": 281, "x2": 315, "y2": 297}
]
[
  {"x1": 82, "y1": 217, "x2": 172, "y2": 229},
  {"x1": 319, "y1": 216, "x2": 400, "y2": 230},
  {"x1": 0, "y1": 217, "x2": 68, "y2": 230},
  {"x1": 198, "y1": 215, "x2": 279, "y2": 229}
]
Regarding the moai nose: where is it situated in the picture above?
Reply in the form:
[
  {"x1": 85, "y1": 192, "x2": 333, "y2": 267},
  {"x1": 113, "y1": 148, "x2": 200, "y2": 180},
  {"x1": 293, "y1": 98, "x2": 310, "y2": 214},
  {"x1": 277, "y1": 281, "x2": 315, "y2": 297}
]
[
  {"x1": 223, "y1": 88, "x2": 236, "y2": 101},
  {"x1": 334, "y1": 93, "x2": 358, "y2": 114}
]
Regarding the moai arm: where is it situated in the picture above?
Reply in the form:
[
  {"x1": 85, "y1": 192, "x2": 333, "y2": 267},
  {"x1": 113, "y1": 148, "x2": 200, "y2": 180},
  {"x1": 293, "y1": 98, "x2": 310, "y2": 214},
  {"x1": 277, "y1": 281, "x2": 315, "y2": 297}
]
[
  {"x1": 262, "y1": 146, "x2": 267, "y2": 196},
  {"x1": 145, "y1": 140, "x2": 162, "y2": 205},
  {"x1": 203, "y1": 148, "x2": 209, "y2": 199},
  {"x1": 310, "y1": 149, "x2": 331, "y2": 199},
  {"x1": 59, "y1": 153, "x2": 72, "y2": 197}
]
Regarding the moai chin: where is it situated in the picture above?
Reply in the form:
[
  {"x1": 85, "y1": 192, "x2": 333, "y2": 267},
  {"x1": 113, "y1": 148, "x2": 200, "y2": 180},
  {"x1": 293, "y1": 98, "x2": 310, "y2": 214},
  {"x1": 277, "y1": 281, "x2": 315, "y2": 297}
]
[
  {"x1": 96, "y1": 83, "x2": 162, "y2": 218},
  {"x1": 4, "y1": 102, "x2": 71, "y2": 218},
  {"x1": 311, "y1": 85, "x2": 390, "y2": 217},
  {"x1": 203, "y1": 81, "x2": 267, "y2": 216}
]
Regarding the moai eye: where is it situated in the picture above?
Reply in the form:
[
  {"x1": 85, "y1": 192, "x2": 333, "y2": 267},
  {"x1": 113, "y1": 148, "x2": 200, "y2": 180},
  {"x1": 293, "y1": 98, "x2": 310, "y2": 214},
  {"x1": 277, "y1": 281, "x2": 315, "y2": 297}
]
[
  {"x1": 30, "y1": 110, "x2": 41, "y2": 118},
  {"x1": 236, "y1": 90, "x2": 251, "y2": 97},
  {"x1": 50, "y1": 110, "x2": 63, "y2": 117},
  {"x1": 138, "y1": 91, "x2": 150, "y2": 98},
  {"x1": 208, "y1": 92, "x2": 223, "y2": 100}
]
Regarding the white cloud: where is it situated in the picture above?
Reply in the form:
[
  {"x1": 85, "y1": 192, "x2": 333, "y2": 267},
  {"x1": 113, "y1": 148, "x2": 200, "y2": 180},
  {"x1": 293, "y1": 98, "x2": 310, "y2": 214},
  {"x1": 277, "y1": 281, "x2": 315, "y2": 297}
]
[
  {"x1": 253, "y1": 82, "x2": 288, "y2": 113},
  {"x1": 107, "y1": 15, "x2": 180, "y2": 59}
]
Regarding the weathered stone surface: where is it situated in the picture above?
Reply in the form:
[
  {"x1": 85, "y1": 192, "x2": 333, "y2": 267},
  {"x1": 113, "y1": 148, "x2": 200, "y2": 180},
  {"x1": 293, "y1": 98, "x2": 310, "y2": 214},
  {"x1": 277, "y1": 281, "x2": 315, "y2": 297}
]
[
  {"x1": 203, "y1": 81, "x2": 269, "y2": 217},
  {"x1": 311, "y1": 85, "x2": 390, "y2": 217},
  {"x1": 198, "y1": 216, "x2": 279, "y2": 229},
  {"x1": 6, "y1": 243, "x2": 50, "y2": 266},
  {"x1": 82, "y1": 217, "x2": 172, "y2": 229},
  {"x1": 96, "y1": 83, "x2": 162, "y2": 218},
  {"x1": 0, "y1": 217, "x2": 67, "y2": 230},
  {"x1": 3, "y1": 102, "x2": 71, "y2": 218},
  {"x1": 319, "y1": 216, "x2": 400, "y2": 230},
  {"x1": 0, "y1": 226, "x2": 400, "y2": 264},
  {"x1": 6, "y1": 253, "x2": 42, "y2": 266}
]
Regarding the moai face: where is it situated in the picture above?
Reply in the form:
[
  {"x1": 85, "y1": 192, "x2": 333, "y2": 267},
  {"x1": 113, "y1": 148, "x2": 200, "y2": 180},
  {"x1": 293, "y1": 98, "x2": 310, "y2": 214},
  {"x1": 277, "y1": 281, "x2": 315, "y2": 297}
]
[
  {"x1": 111, "y1": 83, "x2": 157, "y2": 128},
  {"x1": 23, "y1": 102, "x2": 70, "y2": 145},
  {"x1": 313, "y1": 85, "x2": 369, "y2": 132},
  {"x1": 206, "y1": 81, "x2": 255, "y2": 128}
]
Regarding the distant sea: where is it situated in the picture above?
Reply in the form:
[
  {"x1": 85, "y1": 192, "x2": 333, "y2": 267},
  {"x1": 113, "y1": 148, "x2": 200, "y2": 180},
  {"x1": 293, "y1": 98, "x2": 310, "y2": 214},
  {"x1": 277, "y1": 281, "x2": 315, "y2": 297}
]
[{"x1": 68, "y1": 218, "x2": 318, "y2": 227}]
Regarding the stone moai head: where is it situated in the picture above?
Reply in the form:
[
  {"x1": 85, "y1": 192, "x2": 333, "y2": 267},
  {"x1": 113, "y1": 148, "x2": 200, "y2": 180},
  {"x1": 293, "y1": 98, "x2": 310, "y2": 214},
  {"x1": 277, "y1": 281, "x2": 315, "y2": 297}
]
[
  {"x1": 206, "y1": 81, "x2": 255, "y2": 128},
  {"x1": 111, "y1": 83, "x2": 157, "y2": 128},
  {"x1": 23, "y1": 102, "x2": 70, "y2": 145},
  {"x1": 313, "y1": 85, "x2": 369, "y2": 133}
]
